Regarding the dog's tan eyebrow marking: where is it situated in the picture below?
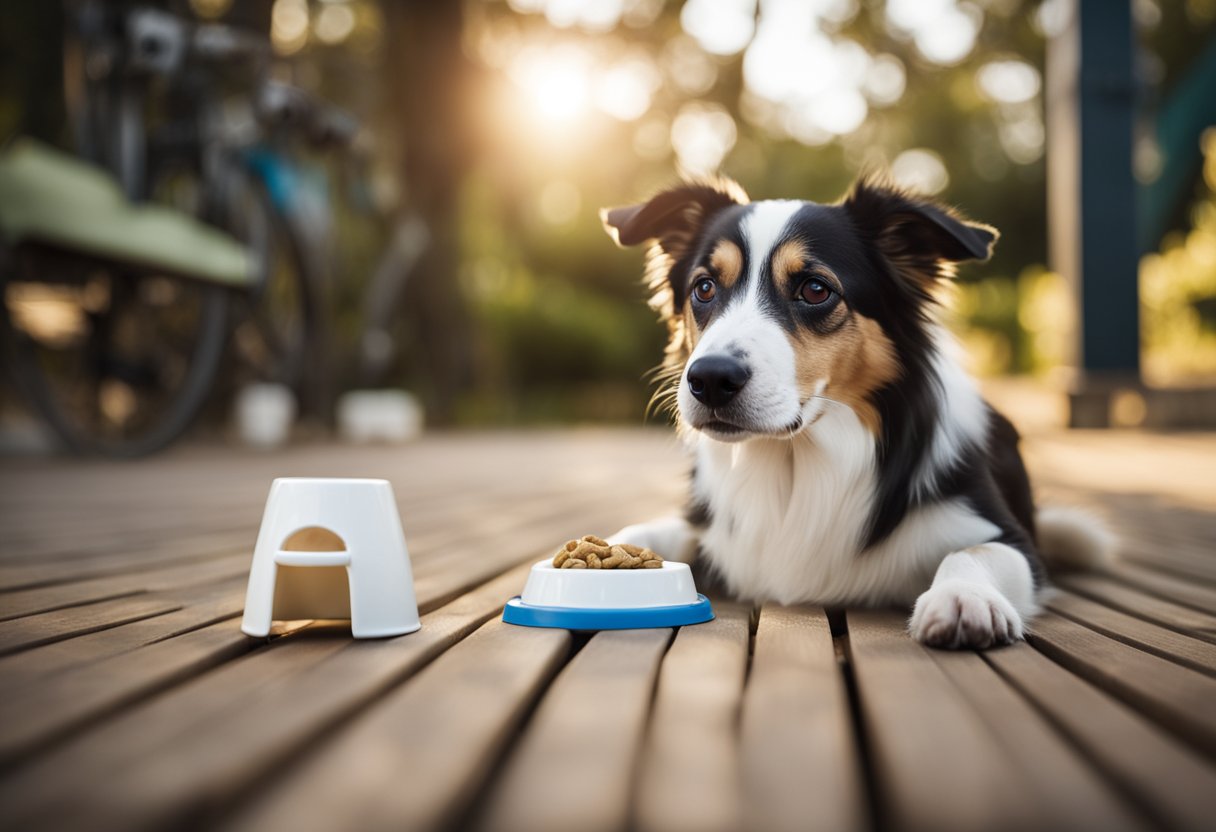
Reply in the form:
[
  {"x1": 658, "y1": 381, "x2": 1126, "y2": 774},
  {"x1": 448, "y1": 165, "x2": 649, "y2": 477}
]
[
  {"x1": 772, "y1": 240, "x2": 814, "y2": 296},
  {"x1": 707, "y1": 240, "x2": 743, "y2": 290},
  {"x1": 772, "y1": 241, "x2": 843, "y2": 297}
]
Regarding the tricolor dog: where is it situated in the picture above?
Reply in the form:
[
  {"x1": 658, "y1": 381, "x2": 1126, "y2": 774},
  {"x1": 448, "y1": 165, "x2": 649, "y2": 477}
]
[{"x1": 602, "y1": 175, "x2": 1111, "y2": 649}]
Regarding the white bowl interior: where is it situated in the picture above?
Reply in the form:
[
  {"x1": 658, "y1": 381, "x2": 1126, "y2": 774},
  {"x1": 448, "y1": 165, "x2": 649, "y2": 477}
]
[{"x1": 518, "y1": 559, "x2": 699, "y2": 609}]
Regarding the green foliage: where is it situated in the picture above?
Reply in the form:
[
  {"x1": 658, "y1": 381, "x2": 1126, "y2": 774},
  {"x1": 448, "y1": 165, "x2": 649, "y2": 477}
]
[
  {"x1": 1141, "y1": 138, "x2": 1216, "y2": 384},
  {"x1": 7, "y1": 0, "x2": 1212, "y2": 422},
  {"x1": 449, "y1": 0, "x2": 1216, "y2": 416}
]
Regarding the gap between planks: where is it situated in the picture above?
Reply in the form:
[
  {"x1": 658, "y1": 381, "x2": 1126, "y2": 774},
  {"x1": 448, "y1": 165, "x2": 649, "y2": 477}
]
[
  {"x1": 740, "y1": 604, "x2": 867, "y2": 832},
  {"x1": 0, "y1": 563, "x2": 536, "y2": 831},
  {"x1": 0, "y1": 491, "x2": 676, "y2": 822},
  {"x1": 847, "y1": 609, "x2": 1145, "y2": 832}
]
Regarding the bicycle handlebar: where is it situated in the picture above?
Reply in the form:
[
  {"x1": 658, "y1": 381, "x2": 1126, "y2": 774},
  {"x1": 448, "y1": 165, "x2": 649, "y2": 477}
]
[
  {"x1": 123, "y1": 9, "x2": 359, "y2": 149},
  {"x1": 256, "y1": 81, "x2": 360, "y2": 150},
  {"x1": 125, "y1": 8, "x2": 269, "y2": 77}
]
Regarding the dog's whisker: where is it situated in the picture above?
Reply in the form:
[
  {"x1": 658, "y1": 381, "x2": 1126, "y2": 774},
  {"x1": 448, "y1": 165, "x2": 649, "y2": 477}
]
[
  {"x1": 645, "y1": 382, "x2": 681, "y2": 421},
  {"x1": 808, "y1": 394, "x2": 850, "y2": 411}
]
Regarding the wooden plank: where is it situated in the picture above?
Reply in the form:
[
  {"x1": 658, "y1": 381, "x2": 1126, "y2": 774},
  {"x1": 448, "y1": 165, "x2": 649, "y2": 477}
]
[
  {"x1": 0, "y1": 488, "x2": 660, "y2": 688},
  {"x1": 0, "y1": 578, "x2": 246, "y2": 693},
  {"x1": 1118, "y1": 532, "x2": 1216, "y2": 585},
  {"x1": 0, "y1": 492, "x2": 667, "y2": 771},
  {"x1": 927, "y1": 647, "x2": 1146, "y2": 830},
  {"x1": 0, "y1": 478, "x2": 547, "y2": 583},
  {"x1": 1055, "y1": 573, "x2": 1216, "y2": 642},
  {"x1": 0, "y1": 467, "x2": 656, "y2": 564},
  {"x1": 848, "y1": 608, "x2": 1064, "y2": 832},
  {"x1": 410, "y1": 492, "x2": 673, "y2": 614},
  {"x1": 1028, "y1": 612, "x2": 1216, "y2": 755},
  {"x1": 0, "y1": 509, "x2": 257, "y2": 563},
  {"x1": 228, "y1": 619, "x2": 570, "y2": 832},
  {"x1": 0, "y1": 530, "x2": 252, "y2": 591},
  {"x1": 401, "y1": 485, "x2": 628, "y2": 571},
  {"x1": 0, "y1": 564, "x2": 532, "y2": 831},
  {"x1": 0, "y1": 478, "x2": 471, "y2": 565},
  {"x1": 472, "y1": 628, "x2": 673, "y2": 832},
  {"x1": 0, "y1": 551, "x2": 251, "y2": 620},
  {"x1": 738, "y1": 605, "x2": 866, "y2": 832},
  {"x1": 0, "y1": 594, "x2": 181, "y2": 655},
  {"x1": 986, "y1": 639, "x2": 1216, "y2": 831},
  {"x1": 1046, "y1": 589, "x2": 1216, "y2": 675},
  {"x1": 0, "y1": 617, "x2": 261, "y2": 764},
  {"x1": 634, "y1": 603, "x2": 750, "y2": 832},
  {"x1": 406, "y1": 486, "x2": 611, "y2": 576},
  {"x1": 1107, "y1": 561, "x2": 1216, "y2": 616}
]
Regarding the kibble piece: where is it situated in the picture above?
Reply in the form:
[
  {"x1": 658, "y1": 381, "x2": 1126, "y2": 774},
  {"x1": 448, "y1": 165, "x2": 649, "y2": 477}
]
[{"x1": 552, "y1": 535, "x2": 663, "y2": 569}]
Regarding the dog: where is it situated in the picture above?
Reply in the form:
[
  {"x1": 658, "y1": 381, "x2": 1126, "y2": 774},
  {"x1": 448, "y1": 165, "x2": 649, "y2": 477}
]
[{"x1": 600, "y1": 175, "x2": 1112, "y2": 649}]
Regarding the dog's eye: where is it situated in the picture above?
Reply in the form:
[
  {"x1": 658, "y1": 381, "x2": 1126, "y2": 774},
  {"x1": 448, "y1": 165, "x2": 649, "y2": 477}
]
[
  {"x1": 797, "y1": 278, "x2": 832, "y2": 305},
  {"x1": 693, "y1": 277, "x2": 717, "y2": 304}
]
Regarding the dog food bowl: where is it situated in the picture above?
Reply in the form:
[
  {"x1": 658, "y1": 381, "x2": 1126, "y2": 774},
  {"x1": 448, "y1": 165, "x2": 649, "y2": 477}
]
[{"x1": 502, "y1": 559, "x2": 714, "y2": 630}]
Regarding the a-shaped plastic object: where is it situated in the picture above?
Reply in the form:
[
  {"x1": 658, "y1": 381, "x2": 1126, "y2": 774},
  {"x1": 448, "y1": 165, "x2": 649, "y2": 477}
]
[
  {"x1": 502, "y1": 559, "x2": 714, "y2": 630},
  {"x1": 241, "y1": 477, "x2": 421, "y2": 638}
]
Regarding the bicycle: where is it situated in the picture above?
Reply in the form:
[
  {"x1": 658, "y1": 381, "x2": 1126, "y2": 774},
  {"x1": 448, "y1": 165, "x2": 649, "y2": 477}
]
[{"x1": 1, "y1": 2, "x2": 338, "y2": 455}]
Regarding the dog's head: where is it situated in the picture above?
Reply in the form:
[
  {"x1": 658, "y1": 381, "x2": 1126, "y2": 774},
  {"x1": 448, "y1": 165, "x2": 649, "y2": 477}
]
[{"x1": 602, "y1": 175, "x2": 997, "y2": 442}]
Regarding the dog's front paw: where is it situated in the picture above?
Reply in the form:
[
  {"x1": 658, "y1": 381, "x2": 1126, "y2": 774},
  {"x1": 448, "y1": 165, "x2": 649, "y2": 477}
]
[
  {"x1": 909, "y1": 580, "x2": 1024, "y2": 650},
  {"x1": 606, "y1": 517, "x2": 694, "y2": 563}
]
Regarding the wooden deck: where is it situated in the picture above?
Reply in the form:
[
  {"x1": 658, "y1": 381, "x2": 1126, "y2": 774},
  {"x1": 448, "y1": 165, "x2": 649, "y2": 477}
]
[{"x1": 1, "y1": 427, "x2": 1214, "y2": 832}]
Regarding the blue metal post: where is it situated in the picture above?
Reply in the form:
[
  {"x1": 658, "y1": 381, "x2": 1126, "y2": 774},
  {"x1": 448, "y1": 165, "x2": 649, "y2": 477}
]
[{"x1": 1048, "y1": 0, "x2": 1141, "y2": 426}]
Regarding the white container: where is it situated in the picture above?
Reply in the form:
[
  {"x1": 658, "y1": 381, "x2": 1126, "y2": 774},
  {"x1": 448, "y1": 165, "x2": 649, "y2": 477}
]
[
  {"x1": 241, "y1": 477, "x2": 420, "y2": 638},
  {"x1": 519, "y1": 559, "x2": 700, "y2": 608},
  {"x1": 336, "y1": 389, "x2": 423, "y2": 444},
  {"x1": 234, "y1": 383, "x2": 296, "y2": 449}
]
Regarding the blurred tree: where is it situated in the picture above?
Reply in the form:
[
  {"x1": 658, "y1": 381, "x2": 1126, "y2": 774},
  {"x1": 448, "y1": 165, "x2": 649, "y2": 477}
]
[
  {"x1": 0, "y1": 1, "x2": 66, "y2": 144},
  {"x1": 380, "y1": 0, "x2": 476, "y2": 423}
]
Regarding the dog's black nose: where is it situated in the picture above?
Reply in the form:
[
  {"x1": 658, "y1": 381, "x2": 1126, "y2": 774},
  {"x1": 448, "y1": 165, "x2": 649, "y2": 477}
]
[{"x1": 687, "y1": 356, "x2": 751, "y2": 407}]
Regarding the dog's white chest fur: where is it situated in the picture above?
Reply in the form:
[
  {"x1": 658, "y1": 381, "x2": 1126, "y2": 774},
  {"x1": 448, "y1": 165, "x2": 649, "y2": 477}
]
[{"x1": 692, "y1": 405, "x2": 999, "y2": 607}]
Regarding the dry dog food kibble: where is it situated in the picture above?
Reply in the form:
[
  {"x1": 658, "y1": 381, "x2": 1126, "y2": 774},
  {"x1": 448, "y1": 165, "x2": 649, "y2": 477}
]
[{"x1": 552, "y1": 535, "x2": 664, "y2": 569}]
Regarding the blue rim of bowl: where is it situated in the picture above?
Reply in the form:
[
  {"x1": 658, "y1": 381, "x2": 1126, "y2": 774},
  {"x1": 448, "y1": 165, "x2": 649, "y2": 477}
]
[{"x1": 501, "y1": 595, "x2": 714, "y2": 630}]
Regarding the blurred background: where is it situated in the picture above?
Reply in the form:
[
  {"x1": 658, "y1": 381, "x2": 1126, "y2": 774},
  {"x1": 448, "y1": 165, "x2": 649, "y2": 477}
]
[{"x1": 0, "y1": 0, "x2": 1214, "y2": 455}]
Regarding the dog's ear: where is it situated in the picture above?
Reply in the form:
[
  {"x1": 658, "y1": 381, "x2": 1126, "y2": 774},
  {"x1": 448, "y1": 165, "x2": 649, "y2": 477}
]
[
  {"x1": 842, "y1": 174, "x2": 998, "y2": 285},
  {"x1": 602, "y1": 178, "x2": 748, "y2": 319},
  {"x1": 601, "y1": 178, "x2": 748, "y2": 258}
]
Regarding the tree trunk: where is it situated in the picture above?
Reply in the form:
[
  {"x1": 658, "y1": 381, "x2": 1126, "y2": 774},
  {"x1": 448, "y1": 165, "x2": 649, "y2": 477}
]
[{"x1": 380, "y1": 0, "x2": 475, "y2": 424}]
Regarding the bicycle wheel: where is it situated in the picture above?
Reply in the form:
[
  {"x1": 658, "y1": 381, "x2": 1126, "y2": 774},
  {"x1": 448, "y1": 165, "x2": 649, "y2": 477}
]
[
  {"x1": 0, "y1": 253, "x2": 230, "y2": 457},
  {"x1": 217, "y1": 166, "x2": 328, "y2": 419}
]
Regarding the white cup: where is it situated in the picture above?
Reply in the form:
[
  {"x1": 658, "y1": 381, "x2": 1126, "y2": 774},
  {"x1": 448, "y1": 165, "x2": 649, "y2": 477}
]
[{"x1": 234, "y1": 383, "x2": 296, "y2": 449}]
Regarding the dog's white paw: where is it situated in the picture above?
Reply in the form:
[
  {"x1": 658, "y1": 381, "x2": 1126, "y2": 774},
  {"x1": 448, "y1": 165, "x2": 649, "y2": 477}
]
[
  {"x1": 909, "y1": 580, "x2": 1024, "y2": 650},
  {"x1": 606, "y1": 518, "x2": 694, "y2": 563}
]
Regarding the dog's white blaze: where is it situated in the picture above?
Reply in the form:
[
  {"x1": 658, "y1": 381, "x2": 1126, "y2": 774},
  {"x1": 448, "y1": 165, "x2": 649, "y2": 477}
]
[
  {"x1": 678, "y1": 299, "x2": 801, "y2": 433},
  {"x1": 678, "y1": 200, "x2": 808, "y2": 437},
  {"x1": 914, "y1": 328, "x2": 989, "y2": 496},
  {"x1": 692, "y1": 403, "x2": 1000, "y2": 606},
  {"x1": 740, "y1": 200, "x2": 803, "y2": 297}
]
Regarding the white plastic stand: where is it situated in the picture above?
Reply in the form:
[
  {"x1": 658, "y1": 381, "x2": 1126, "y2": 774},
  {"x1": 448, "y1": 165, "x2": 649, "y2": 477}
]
[{"x1": 241, "y1": 477, "x2": 421, "y2": 638}]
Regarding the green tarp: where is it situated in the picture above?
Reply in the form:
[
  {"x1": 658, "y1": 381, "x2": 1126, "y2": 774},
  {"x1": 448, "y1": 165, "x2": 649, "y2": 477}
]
[{"x1": 0, "y1": 138, "x2": 252, "y2": 287}]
